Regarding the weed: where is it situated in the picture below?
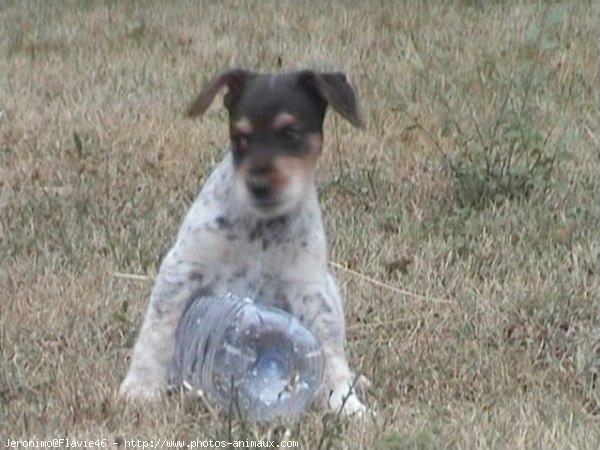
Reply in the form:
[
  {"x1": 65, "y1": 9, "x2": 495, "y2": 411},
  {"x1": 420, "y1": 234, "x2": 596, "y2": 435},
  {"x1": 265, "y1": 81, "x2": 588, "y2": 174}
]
[{"x1": 406, "y1": 6, "x2": 577, "y2": 210}]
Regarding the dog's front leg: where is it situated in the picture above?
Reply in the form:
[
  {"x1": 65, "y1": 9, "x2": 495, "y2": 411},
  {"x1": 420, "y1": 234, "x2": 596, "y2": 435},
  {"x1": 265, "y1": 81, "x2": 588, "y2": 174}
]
[
  {"x1": 119, "y1": 248, "x2": 204, "y2": 400},
  {"x1": 290, "y1": 277, "x2": 367, "y2": 417}
]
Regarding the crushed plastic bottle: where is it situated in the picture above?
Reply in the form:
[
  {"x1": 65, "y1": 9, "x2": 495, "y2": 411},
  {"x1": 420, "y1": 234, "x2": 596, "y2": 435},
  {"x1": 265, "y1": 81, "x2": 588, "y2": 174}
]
[{"x1": 171, "y1": 293, "x2": 324, "y2": 421}]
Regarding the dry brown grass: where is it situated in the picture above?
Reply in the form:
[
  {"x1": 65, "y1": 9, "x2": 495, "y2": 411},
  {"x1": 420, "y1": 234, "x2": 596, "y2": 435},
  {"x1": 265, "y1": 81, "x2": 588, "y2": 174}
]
[{"x1": 1, "y1": 1, "x2": 598, "y2": 448}]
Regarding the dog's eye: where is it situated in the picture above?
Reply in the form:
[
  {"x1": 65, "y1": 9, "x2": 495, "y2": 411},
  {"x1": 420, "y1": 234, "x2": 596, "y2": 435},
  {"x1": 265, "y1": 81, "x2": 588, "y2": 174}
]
[
  {"x1": 280, "y1": 127, "x2": 303, "y2": 142},
  {"x1": 232, "y1": 133, "x2": 249, "y2": 151},
  {"x1": 231, "y1": 133, "x2": 250, "y2": 161}
]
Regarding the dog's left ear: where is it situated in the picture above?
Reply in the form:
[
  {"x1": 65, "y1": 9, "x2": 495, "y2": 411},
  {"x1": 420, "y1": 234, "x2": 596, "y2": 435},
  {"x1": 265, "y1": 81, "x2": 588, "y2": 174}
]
[{"x1": 299, "y1": 71, "x2": 362, "y2": 127}]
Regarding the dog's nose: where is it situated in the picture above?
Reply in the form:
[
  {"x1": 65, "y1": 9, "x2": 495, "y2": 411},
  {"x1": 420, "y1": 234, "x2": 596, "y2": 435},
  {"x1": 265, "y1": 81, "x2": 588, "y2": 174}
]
[{"x1": 247, "y1": 179, "x2": 273, "y2": 200}]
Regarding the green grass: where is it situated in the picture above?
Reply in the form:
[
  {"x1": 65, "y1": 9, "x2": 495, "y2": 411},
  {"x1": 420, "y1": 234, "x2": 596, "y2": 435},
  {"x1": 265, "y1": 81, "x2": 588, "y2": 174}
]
[{"x1": 1, "y1": 1, "x2": 598, "y2": 448}]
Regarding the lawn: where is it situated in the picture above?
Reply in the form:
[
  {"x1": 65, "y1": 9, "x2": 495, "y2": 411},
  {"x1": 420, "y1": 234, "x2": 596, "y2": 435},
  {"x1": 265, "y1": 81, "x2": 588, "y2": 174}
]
[{"x1": 1, "y1": 1, "x2": 598, "y2": 448}]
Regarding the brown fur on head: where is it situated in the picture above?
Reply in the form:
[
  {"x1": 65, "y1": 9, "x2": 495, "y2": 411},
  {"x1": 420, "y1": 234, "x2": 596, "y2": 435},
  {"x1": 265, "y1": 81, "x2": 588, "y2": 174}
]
[{"x1": 188, "y1": 69, "x2": 361, "y2": 218}]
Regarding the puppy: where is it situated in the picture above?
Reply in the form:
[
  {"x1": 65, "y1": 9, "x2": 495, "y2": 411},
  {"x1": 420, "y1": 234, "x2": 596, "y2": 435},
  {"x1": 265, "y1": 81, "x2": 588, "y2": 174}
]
[{"x1": 120, "y1": 69, "x2": 367, "y2": 416}]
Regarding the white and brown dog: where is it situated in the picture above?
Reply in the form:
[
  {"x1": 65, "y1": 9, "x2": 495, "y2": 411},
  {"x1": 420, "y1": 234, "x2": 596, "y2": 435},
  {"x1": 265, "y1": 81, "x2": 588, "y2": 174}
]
[{"x1": 119, "y1": 69, "x2": 367, "y2": 416}]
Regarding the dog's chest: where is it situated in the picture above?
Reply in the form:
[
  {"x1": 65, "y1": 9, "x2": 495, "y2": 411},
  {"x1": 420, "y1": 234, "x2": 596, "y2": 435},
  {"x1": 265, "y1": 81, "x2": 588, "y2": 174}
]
[
  {"x1": 206, "y1": 215, "x2": 322, "y2": 311},
  {"x1": 181, "y1": 156, "x2": 328, "y2": 311}
]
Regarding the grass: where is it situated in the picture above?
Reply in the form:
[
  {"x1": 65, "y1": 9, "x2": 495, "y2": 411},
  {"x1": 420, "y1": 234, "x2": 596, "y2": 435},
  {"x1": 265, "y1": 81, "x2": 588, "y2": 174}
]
[{"x1": 1, "y1": 0, "x2": 598, "y2": 448}]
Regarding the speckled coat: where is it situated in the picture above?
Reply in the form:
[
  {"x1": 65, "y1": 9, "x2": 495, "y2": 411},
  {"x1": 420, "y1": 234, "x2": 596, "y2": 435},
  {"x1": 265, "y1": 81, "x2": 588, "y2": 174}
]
[{"x1": 119, "y1": 153, "x2": 366, "y2": 416}]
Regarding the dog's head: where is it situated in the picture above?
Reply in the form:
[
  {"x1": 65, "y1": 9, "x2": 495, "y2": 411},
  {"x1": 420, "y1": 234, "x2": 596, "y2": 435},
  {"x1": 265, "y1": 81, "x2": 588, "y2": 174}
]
[{"x1": 187, "y1": 69, "x2": 361, "y2": 218}]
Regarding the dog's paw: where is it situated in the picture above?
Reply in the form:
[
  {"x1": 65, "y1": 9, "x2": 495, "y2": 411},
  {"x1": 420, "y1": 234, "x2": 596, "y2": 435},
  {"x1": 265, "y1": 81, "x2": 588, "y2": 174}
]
[
  {"x1": 328, "y1": 385, "x2": 368, "y2": 418},
  {"x1": 355, "y1": 374, "x2": 373, "y2": 395},
  {"x1": 119, "y1": 375, "x2": 165, "y2": 401}
]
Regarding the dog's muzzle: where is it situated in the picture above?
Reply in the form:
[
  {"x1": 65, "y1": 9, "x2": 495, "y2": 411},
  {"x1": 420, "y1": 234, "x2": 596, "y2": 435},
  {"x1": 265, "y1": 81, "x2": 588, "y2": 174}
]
[{"x1": 247, "y1": 178, "x2": 274, "y2": 202}]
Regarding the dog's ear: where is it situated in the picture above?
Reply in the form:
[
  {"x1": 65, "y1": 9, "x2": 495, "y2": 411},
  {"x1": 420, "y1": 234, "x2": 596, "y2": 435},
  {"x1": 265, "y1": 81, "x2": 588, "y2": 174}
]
[
  {"x1": 298, "y1": 71, "x2": 362, "y2": 127},
  {"x1": 187, "y1": 69, "x2": 254, "y2": 118}
]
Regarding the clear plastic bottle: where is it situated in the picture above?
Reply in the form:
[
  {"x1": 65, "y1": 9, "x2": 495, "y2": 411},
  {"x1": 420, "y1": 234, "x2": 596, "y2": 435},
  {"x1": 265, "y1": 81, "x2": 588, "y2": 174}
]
[{"x1": 171, "y1": 293, "x2": 324, "y2": 421}]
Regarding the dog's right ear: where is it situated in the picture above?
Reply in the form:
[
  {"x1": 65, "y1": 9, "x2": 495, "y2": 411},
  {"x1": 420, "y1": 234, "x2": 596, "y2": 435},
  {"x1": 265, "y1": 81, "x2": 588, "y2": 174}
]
[{"x1": 187, "y1": 69, "x2": 254, "y2": 118}]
